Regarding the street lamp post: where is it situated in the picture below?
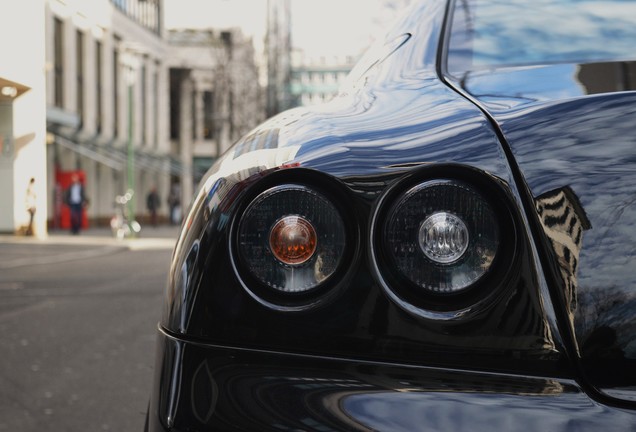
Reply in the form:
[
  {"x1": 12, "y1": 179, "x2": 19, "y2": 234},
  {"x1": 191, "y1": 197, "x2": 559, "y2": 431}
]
[
  {"x1": 127, "y1": 69, "x2": 135, "y2": 233},
  {"x1": 121, "y1": 45, "x2": 142, "y2": 237}
]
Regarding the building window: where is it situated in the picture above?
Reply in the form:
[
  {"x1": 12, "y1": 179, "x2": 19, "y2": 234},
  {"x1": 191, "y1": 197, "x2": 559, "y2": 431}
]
[
  {"x1": 141, "y1": 61, "x2": 147, "y2": 145},
  {"x1": 203, "y1": 91, "x2": 214, "y2": 140},
  {"x1": 96, "y1": 40, "x2": 103, "y2": 134},
  {"x1": 76, "y1": 30, "x2": 85, "y2": 127},
  {"x1": 191, "y1": 87, "x2": 197, "y2": 140},
  {"x1": 110, "y1": 0, "x2": 161, "y2": 35},
  {"x1": 193, "y1": 156, "x2": 214, "y2": 185},
  {"x1": 169, "y1": 69, "x2": 181, "y2": 140},
  {"x1": 113, "y1": 42, "x2": 120, "y2": 138},
  {"x1": 153, "y1": 66, "x2": 159, "y2": 148},
  {"x1": 54, "y1": 17, "x2": 64, "y2": 108}
]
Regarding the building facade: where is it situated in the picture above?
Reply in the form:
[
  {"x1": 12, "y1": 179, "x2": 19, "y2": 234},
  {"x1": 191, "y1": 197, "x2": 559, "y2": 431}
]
[
  {"x1": 290, "y1": 52, "x2": 356, "y2": 107},
  {"x1": 2, "y1": 1, "x2": 264, "y2": 235},
  {"x1": 167, "y1": 28, "x2": 264, "y2": 196},
  {"x1": 0, "y1": 0, "x2": 47, "y2": 236},
  {"x1": 266, "y1": 0, "x2": 292, "y2": 117},
  {"x1": 45, "y1": 0, "x2": 174, "y2": 229}
]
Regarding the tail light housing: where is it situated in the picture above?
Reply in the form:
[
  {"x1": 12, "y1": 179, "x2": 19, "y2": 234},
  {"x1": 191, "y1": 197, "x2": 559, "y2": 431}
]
[
  {"x1": 371, "y1": 168, "x2": 517, "y2": 319},
  {"x1": 384, "y1": 179, "x2": 500, "y2": 293},
  {"x1": 232, "y1": 181, "x2": 352, "y2": 310}
]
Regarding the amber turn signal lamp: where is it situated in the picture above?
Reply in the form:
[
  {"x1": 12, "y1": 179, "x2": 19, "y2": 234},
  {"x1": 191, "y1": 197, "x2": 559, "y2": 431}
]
[
  {"x1": 238, "y1": 184, "x2": 346, "y2": 293},
  {"x1": 269, "y1": 215, "x2": 317, "y2": 265}
]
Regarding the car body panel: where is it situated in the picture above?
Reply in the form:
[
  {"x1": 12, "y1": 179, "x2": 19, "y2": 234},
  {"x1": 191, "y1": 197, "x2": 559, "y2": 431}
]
[
  {"x1": 148, "y1": 329, "x2": 636, "y2": 431},
  {"x1": 448, "y1": 62, "x2": 636, "y2": 403}
]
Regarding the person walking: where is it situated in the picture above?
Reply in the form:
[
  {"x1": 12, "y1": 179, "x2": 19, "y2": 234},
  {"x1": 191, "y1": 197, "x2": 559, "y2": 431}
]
[
  {"x1": 25, "y1": 177, "x2": 36, "y2": 236},
  {"x1": 167, "y1": 183, "x2": 181, "y2": 225},
  {"x1": 146, "y1": 187, "x2": 160, "y2": 227},
  {"x1": 65, "y1": 174, "x2": 87, "y2": 235}
]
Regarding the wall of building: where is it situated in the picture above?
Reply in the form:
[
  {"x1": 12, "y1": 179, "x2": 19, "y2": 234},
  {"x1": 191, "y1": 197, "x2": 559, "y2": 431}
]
[
  {"x1": 45, "y1": 0, "x2": 173, "y2": 229},
  {"x1": 1, "y1": 1, "x2": 264, "y2": 234},
  {"x1": 168, "y1": 28, "x2": 263, "y2": 191},
  {"x1": 0, "y1": 0, "x2": 47, "y2": 235},
  {"x1": 266, "y1": 0, "x2": 292, "y2": 117},
  {"x1": 290, "y1": 52, "x2": 355, "y2": 107}
]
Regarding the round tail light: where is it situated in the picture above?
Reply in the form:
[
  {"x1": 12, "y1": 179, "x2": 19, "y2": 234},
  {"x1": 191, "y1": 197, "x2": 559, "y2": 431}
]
[
  {"x1": 380, "y1": 179, "x2": 501, "y2": 294},
  {"x1": 236, "y1": 184, "x2": 346, "y2": 294},
  {"x1": 370, "y1": 171, "x2": 519, "y2": 319}
]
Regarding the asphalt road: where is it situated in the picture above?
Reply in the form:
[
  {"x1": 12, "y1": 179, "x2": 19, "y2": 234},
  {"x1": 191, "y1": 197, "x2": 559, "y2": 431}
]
[{"x1": 0, "y1": 234, "x2": 175, "y2": 431}]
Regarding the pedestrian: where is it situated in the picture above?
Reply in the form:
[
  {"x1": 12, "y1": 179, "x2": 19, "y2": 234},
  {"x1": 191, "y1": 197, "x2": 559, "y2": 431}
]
[
  {"x1": 146, "y1": 186, "x2": 160, "y2": 227},
  {"x1": 167, "y1": 183, "x2": 181, "y2": 225},
  {"x1": 65, "y1": 174, "x2": 88, "y2": 235},
  {"x1": 25, "y1": 177, "x2": 36, "y2": 236}
]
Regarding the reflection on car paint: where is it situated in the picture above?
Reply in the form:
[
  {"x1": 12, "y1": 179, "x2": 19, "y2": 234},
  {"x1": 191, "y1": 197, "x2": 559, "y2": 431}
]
[
  {"x1": 535, "y1": 186, "x2": 592, "y2": 322},
  {"x1": 152, "y1": 336, "x2": 636, "y2": 432},
  {"x1": 448, "y1": 0, "x2": 636, "y2": 73},
  {"x1": 454, "y1": 68, "x2": 636, "y2": 402}
]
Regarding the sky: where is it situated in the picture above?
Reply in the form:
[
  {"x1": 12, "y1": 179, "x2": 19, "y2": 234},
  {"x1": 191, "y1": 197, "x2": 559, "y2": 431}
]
[{"x1": 164, "y1": 0, "x2": 389, "y2": 59}]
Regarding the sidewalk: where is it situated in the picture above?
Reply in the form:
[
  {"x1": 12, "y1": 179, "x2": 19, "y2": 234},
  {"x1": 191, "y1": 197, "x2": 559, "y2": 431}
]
[{"x1": 0, "y1": 224, "x2": 181, "y2": 251}]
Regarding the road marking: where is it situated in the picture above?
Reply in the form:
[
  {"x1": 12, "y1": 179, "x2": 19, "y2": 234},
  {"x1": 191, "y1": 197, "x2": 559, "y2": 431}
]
[
  {"x1": 0, "y1": 246, "x2": 123, "y2": 269},
  {"x1": 0, "y1": 300, "x2": 55, "y2": 322},
  {"x1": 0, "y1": 282, "x2": 24, "y2": 290}
]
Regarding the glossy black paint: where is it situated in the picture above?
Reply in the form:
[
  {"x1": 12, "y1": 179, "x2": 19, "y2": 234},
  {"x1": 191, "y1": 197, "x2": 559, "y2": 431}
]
[
  {"x1": 449, "y1": 65, "x2": 636, "y2": 402},
  {"x1": 163, "y1": 0, "x2": 560, "y2": 372},
  {"x1": 148, "y1": 0, "x2": 636, "y2": 429},
  {"x1": 149, "y1": 330, "x2": 636, "y2": 432}
]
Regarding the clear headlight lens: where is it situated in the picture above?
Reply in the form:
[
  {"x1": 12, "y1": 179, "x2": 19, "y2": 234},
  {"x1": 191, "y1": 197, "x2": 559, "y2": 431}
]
[
  {"x1": 383, "y1": 180, "x2": 499, "y2": 294},
  {"x1": 237, "y1": 185, "x2": 346, "y2": 293}
]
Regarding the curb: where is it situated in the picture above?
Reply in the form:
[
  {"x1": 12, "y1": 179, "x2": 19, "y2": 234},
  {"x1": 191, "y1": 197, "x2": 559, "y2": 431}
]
[{"x1": 0, "y1": 234, "x2": 177, "y2": 251}]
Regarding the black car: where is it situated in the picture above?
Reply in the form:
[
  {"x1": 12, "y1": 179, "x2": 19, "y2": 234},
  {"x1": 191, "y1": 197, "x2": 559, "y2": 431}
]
[{"x1": 147, "y1": 0, "x2": 636, "y2": 430}]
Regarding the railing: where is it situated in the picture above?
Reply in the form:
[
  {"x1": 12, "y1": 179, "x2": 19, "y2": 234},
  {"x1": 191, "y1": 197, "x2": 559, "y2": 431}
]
[{"x1": 110, "y1": 0, "x2": 161, "y2": 35}]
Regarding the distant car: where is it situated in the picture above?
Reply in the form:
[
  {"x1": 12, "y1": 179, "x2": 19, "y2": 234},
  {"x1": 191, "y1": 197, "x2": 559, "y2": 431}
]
[{"x1": 146, "y1": 0, "x2": 636, "y2": 430}]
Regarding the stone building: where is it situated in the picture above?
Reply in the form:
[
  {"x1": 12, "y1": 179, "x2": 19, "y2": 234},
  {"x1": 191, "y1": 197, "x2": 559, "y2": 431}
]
[
  {"x1": 290, "y1": 52, "x2": 356, "y2": 107},
  {"x1": 0, "y1": 0, "x2": 47, "y2": 236},
  {"x1": 266, "y1": 0, "x2": 292, "y2": 117},
  {"x1": 0, "y1": 0, "x2": 263, "y2": 235},
  {"x1": 167, "y1": 28, "x2": 264, "y2": 196},
  {"x1": 45, "y1": 0, "x2": 173, "y2": 229}
]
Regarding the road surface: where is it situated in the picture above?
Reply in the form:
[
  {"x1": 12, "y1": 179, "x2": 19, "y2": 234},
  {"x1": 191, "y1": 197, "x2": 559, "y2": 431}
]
[{"x1": 0, "y1": 232, "x2": 176, "y2": 431}]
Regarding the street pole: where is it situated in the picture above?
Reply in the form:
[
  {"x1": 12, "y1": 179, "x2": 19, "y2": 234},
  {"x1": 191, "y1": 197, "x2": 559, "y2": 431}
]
[
  {"x1": 121, "y1": 43, "x2": 145, "y2": 237},
  {"x1": 127, "y1": 78, "x2": 135, "y2": 236}
]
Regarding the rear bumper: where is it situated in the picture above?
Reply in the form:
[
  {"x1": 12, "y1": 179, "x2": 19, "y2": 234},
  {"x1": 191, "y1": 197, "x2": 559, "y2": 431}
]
[{"x1": 148, "y1": 327, "x2": 636, "y2": 432}]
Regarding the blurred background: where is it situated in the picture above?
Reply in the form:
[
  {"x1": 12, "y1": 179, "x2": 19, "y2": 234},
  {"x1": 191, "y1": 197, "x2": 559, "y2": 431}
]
[{"x1": 0, "y1": 0, "x2": 411, "y2": 238}]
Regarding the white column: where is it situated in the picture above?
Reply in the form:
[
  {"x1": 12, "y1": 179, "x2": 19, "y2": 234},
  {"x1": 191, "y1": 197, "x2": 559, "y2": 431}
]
[{"x1": 0, "y1": 0, "x2": 47, "y2": 236}]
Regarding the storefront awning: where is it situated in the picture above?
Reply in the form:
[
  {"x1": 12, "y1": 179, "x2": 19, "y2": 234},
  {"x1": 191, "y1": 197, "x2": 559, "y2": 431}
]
[
  {"x1": 54, "y1": 134, "x2": 124, "y2": 171},
  {"x1": 51, "y1": 132, "x2": 183, "y2": 175}
]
